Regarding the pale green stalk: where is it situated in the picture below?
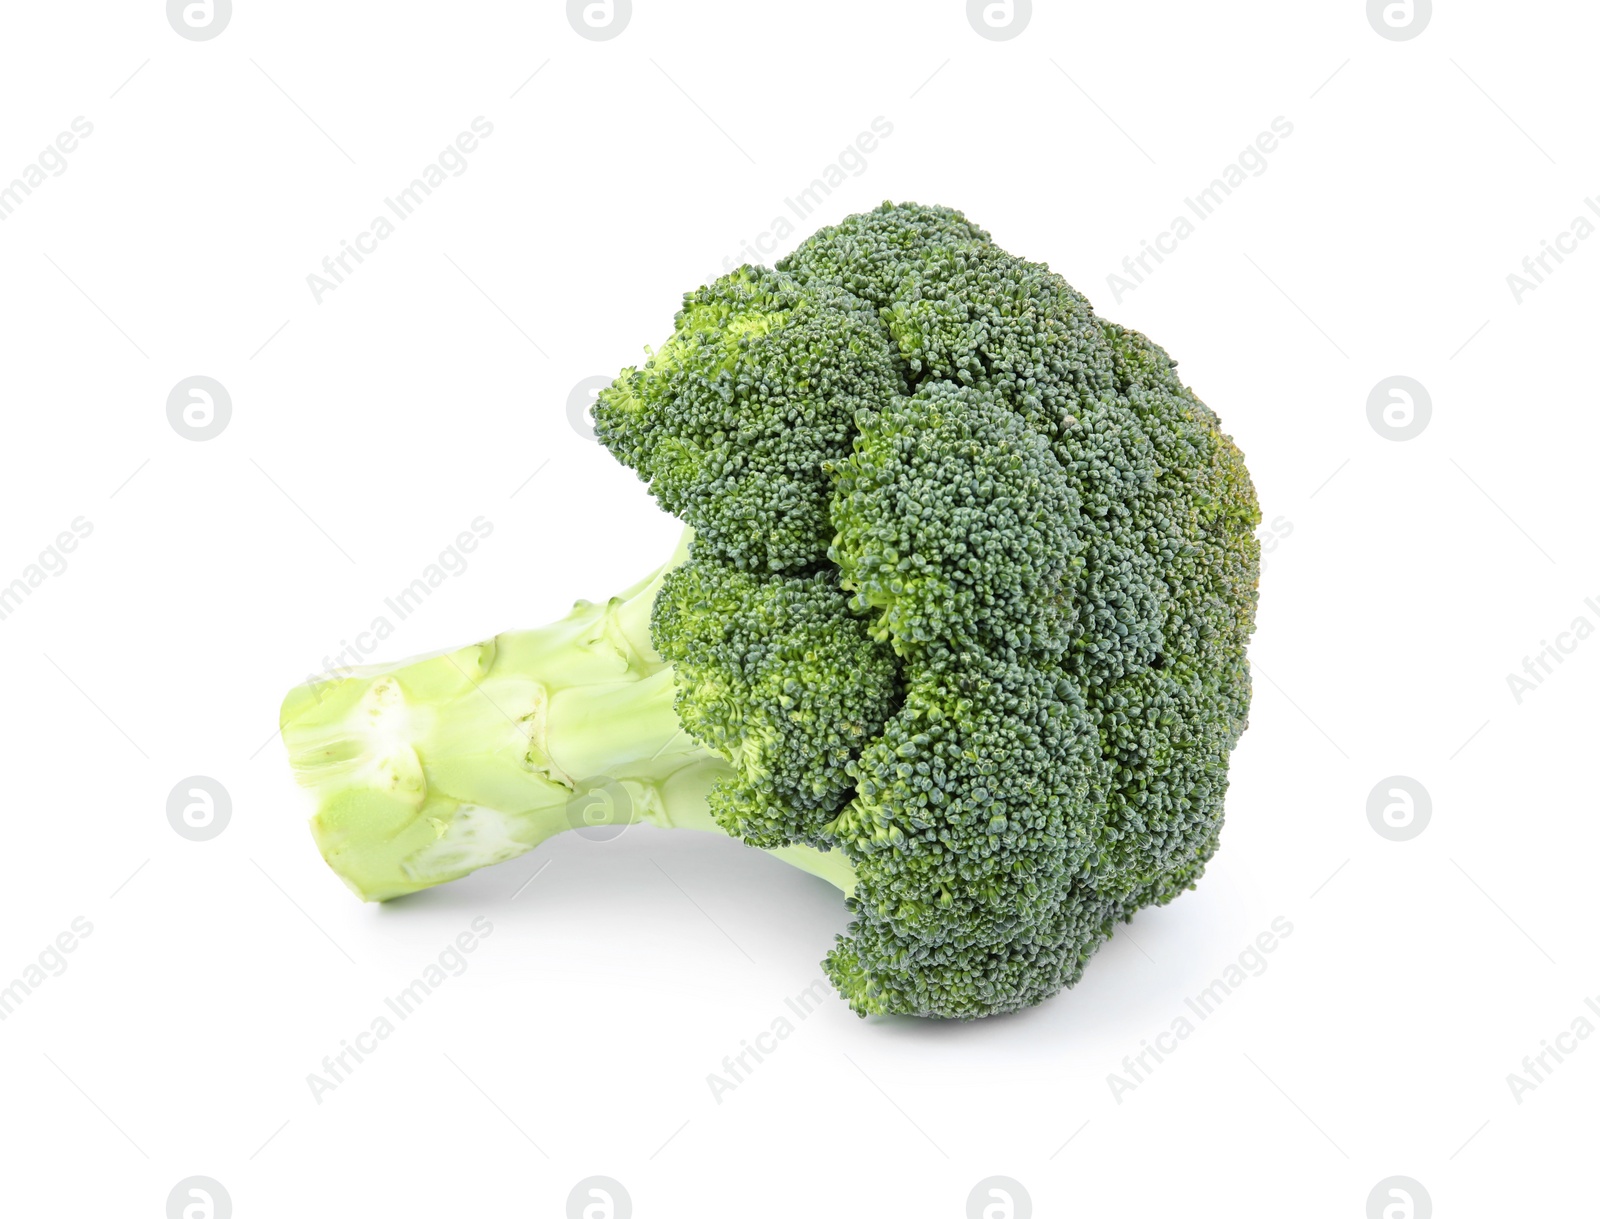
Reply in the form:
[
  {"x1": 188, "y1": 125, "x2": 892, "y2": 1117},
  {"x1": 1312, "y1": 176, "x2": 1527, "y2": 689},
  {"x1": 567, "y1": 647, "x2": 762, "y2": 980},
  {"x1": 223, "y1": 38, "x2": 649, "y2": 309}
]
[{"x1": 280, "y1": 530, "x2": 856, "y2": 900}]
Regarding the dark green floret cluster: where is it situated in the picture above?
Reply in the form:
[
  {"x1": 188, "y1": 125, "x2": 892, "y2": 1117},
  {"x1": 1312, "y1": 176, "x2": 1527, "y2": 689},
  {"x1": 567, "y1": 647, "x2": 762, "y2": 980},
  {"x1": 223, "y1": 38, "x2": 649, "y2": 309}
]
[
  {"x1": 595, "y1": 201, "x2": 1261, "y2": 1018},
  {"x1": 651, "y1": 562, "x2": 900, "y2": 849}
]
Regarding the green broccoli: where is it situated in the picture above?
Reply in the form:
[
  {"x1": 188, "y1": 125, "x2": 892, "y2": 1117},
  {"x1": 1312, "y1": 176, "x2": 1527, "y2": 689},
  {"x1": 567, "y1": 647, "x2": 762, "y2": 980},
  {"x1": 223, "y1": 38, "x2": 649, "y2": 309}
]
[{"x1": 280, "y1": 202, "x2": 1261, "y2": 1019}]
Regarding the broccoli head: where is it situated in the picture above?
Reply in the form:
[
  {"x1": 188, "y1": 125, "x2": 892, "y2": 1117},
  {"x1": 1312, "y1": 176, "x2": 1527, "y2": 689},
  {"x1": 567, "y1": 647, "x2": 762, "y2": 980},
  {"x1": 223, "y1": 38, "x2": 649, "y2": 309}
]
[{"x1": 281, "y1": 202, "x2": 1260, "y2": 1020}]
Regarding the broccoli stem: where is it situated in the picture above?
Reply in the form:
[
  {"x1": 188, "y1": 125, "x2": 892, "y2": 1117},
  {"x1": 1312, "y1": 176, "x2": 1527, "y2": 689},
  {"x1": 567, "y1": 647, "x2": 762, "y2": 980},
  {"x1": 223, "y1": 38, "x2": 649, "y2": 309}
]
[{"x1": 279, "y1": 529, "x2": 857, "y2": 901}]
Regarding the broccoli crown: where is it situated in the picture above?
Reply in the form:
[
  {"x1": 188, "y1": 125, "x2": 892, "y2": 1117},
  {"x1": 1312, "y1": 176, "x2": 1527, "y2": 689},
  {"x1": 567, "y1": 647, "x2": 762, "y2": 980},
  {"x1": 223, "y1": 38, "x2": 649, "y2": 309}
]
[{"x1": 594, "y1": 202, "x2": 1260, "y2": 1018}]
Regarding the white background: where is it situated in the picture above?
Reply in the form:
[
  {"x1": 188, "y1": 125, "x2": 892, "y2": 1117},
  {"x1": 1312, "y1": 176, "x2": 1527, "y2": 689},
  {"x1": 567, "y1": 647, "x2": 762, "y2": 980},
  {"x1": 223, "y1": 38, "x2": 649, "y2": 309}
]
[{"x1": 1, "y1": 2, "x2": 1594, "y2": 1215}]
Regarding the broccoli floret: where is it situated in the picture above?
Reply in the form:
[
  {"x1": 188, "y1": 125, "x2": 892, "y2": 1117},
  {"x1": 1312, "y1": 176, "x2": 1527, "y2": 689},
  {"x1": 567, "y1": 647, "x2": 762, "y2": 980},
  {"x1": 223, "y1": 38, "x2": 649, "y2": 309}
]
[
  {"x1": 280, "y1": 201, "x2": 1261, "y2": 1020},
  {"x1": 827, "y1": 653, "x2": 1104, "y2": 1017},
  {"x1": 652, "y1": 559, "x2": 900, "y2": 849},
  {"x1": 829, "y1": 381, "x2": 1085, "y2": 656},
  {"x1": 594, "y1": 267, "x2": 903, "y2": 572}
]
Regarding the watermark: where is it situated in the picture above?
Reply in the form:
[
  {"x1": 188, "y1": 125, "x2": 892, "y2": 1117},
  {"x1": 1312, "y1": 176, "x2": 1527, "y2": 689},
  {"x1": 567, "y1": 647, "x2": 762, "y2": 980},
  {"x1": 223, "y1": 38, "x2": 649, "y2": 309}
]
[
  {"x1": 1505, "y1": 596, "x2": 1599, "y2": 704},
  {"x1": 306, "y1": 916, "x2": 494, "y2": 1103},
  {"x1": 307, "y1": 118, "x2": 496, "y2": 303},
  {"x1": 0, "y1": 915, "x2": 94, "y2": 1022},
  {"x1": 167, "y1": 1176, "x2": 231, "y2": 1219},
  {"x1": 374, "y1": 517, "x2": 495, "y2": 624},
  {"x1": 967, "y1": 0, "x2": 1031, "y2": 41},
  {"x1": 1107, "y1": 916, "x2": 1294, "y2": 1103},
  {"x1": 301, "y1": 516, "x2": 494, "y2": 692},
  {"x1": 1257, "y1": 514, "x2": 1293, "y2": 577},
  {"x1": 168, "y1": 376, "x2": 232, "y2": 440},
  {"x1": 168, "y1": 0, "x2": 231, "y2": 41},
  {"x1": 705, "y1": 978, "x2": 830, "y2": 1103},
  {"x1": 1505, "y1": 990, "x2": 1600, "y2": 1104},
  {"x1": 1366, "y1": 1177, "x2": 1431, "y2": 1219},
  {"x1": 567, "y1": 0, "x2": 630, "y2": 41},
  {"x1": 1366, "y1": 376, "x2": 1430, "y2": 441},
  {"x1": 566, "y1": 777, "x2": 635, "y2": 842},
  {"x1": 1507, "y1": 198, "x2": 1600, "y2": 303},
  {"x1": 0, "y1": 117, "x2": 94, "y2": 223},
  {"x1": 0, "y1": 516, "x2": 94, "y2": 624},
  {"x1": 567, "y1": 1177, "x2": 631, "y2": 1219},
  {"x1": 1107, "y1": 118, "x2": 1294, "y2": 302},
  {"x1": 966, "y1": 1176, "x2": 1031, "y2": 1219},
  {"x1": 1367, "y1": 0, "x2": 1430, "y2": 42},
  {"x1": 568, "y1": 375, "x2": 612, "y2": 441},
  {"x1": 167, "y1": 776, "x2": 231, "y2": 842},
  {"x1": 1366, "y1": 776, "x2": 1430, "y2": 842},
  {"x1": 703, "y1": 117, "x2": 894, "y2": 284}
]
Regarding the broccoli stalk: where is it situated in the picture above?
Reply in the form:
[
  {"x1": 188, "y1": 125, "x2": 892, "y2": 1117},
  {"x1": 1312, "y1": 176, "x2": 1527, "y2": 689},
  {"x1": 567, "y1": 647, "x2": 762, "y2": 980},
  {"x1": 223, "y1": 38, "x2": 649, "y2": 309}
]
[{"x1": 280, "y1": 527, "x2": 858, "y2": 901}]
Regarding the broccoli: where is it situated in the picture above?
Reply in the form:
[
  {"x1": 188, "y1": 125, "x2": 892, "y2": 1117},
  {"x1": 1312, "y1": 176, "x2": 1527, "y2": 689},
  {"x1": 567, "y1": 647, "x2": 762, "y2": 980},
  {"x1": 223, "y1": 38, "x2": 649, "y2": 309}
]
[{"x1": 280, "y1": 202, "x2": 1261, "y2": 1019}]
